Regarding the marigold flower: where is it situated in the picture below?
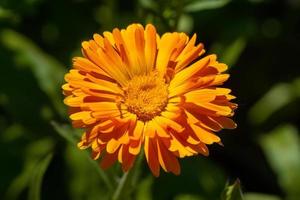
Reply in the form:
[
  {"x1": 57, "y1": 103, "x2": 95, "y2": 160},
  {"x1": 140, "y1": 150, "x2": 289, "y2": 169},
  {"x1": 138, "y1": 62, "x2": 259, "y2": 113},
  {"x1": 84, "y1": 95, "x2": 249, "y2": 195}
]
[{"x1": 63, "y1": 23, "x2": 237, "y2": 176}]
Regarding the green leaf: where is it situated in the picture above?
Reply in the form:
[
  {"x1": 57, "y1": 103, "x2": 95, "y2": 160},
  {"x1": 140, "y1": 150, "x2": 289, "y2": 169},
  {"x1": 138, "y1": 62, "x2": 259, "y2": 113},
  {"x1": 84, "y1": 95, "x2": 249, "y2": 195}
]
[
  {"x1": 0, "y1": 29, "x2": 66, "y2": 117},
  {"x1": 184, "y1": 0, "x2": 231, "y2": 12},
  {"x1": 221, "y1": 179, "x2": 244, "y2": 200},
  {"x1": 138, "y1": 0, "x2": 157, "y2": 9},
  {"x1": 0, "y1": 7, "x2": 19, "y2": 21},
  {"x1": 51, "y1": 121, "x2": 79, "y2": 145},
  {"x1": 5, "y1": 138, "x2": 54, "y2": 200},
  {"x1": 210, "y1": 36, "x2": 246, "y2": 68},
  {"x1": 28, "y1": 153, "x2": 53, "y2": 200},
  {"x1": 65, "y1": 145, "x2": 110, "y2": 200},
  {"x1": 259, "y1": 124, "x2": 300, "y2": 197},
  {"x1": 244, "y1": 193, "x2": 281, "y2": 200},
  {"x1": 177, "y1": 14, "x2": 194, "y2": 33},
  {"x1": 219, "y1": 37, "x2": 246, "y2": 67},
  {"x1": 136, "y1": 176, "x2": 154, "y2": 200},
  {"x1": 248, "y1": 78, "x2": 300, "y2": 125},
  {"x1": 174, "y1": 194, "x2": 204, "y2": 200},
  {"x1": 51, "y1": 121, "x2": 115, "y2": 192}
]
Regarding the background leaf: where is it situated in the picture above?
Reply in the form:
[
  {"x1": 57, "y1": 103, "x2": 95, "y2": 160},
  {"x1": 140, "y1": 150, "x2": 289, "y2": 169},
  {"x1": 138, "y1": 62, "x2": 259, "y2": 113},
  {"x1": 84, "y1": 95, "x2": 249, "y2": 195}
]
[
  {"x1": 184, "y1": 0, "x2": 231, "y2": 12},
  {"x1": 135, "y1": 176, "x2": 154, "y2": 200},
  {"x1": 249, "y1": 79, "x2": 300, "y2": 125},
  {"x1": 28, "y1": 153, "x2": 53, "y2": 200},
  {"x1": 259, "y1": 124, "x2": 300, "y2": 198},
  {"x1": 5, "y1": 139, "x2": 54, "y2": 200},
  {"x1": 0, "y1": 29, "x2": 66, "y2": 117},
  {"x1": 244, "y1": 193, "x2": 281, "y2": 200},
  {"x1": 51, "y1": 121, "x2": 115, "y2": 192},
  {"x1": 210, "y1": 36, "x2": 247, "y2": 68},
  {"x1": 221, "y1": 180, "x2": 244, "y2": 200}
]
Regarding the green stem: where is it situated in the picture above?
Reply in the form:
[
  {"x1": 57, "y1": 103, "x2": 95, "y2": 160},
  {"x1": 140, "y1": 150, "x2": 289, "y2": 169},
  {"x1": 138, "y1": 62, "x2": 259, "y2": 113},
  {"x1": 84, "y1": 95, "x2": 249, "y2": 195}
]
[
  {"x1": 111, "y1": 152, "x2": 144, "y2": 200},
  {"x1": 111, "y1": 171, "x2": 130, "y2": 200},
  {"x1": 86, "y1": 154, "x2": 114, "y2": 191}
]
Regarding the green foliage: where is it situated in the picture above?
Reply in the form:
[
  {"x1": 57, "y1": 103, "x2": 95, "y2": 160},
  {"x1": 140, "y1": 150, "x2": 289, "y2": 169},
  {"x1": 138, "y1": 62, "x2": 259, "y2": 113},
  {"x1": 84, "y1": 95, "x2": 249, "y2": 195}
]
[
  {"x1": 174, "y1": 194, "x2": 204, "y2": 200},
  {"x1": 244, "y1": 193, "x2": 281, "y2": 200},
  {"x1": 5, "y1": 139, "x2": 54, "y2": 200},
  {"x1": 249, "y1": 79, "x2": 300, "y2": 125},
  {"x1": 136, "y1": 176, "x2": 154, "y2": 200},
  {"x1": 221, "y1": 180, "x2": 244, "y2": 200},
  {"x1": 28, "y1": 153, "x2": 53, "y2": 200},
  {"x1": 51, "y1": 122, "x2": 115, "y2": 192},
  {"x1": 184, "y1": 0, "x2": 231, "y2": 13},
  {"x1": 0, "y1": 7, "x2": 19, "y2": 22},
  {"x1": 210, "y1": 36, "x2": 247, "y2": 68},
  {"x1": 259, "y1": 125, "x2": 300, "y2": 198},
  {"x1": 0, "y1": 29, "x2": 66, "y2": 117},
  {"x1": 221, "y1": 181, "x2": 282, "y2": 200}
]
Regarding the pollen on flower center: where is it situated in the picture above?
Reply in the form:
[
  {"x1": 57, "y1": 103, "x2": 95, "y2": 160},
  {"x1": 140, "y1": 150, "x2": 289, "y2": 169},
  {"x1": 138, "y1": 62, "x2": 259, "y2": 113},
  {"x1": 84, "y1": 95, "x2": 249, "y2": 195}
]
[{"x1": 123, "y1": 72, "x2": 168, "y2": 121}]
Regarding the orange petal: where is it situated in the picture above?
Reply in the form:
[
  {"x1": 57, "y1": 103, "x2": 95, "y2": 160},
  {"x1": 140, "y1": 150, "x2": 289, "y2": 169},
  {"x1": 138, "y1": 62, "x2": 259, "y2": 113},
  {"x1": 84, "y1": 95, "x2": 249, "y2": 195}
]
[
  {"x1": 211, "y1": 116, "x2": 237, "y2": 129},
  {"x1": 93, "y1": 33, "x2": 104, "y2": 48},
  {"x1": 121, "y1": 144, "x2": 136, "y2": 172},
  {"x1": 155, "y1": 116, "x2": 184, "y2": 133},
  {"x1": 70, "y1": 111, "x2": 96, "y2": 124},
  {"x1": 144, "y1": 136, "x2": 160, "y2": 177},
  {"x1": 100, "y1": 151, "x2": 118, "y2": 169},
  {"x1": 144, "y1": 120, "x2": 156, "y2": 138},
  {"x1": 156, "y1": 33, "x2": 180, "y2": 76},
  {"x1": 152, "y1": 118, "x2": 170, "y2": 138},
  {"x1": 170, "y1": 55, "x2": 214, "y2": 88},
  {"x1": 175, "y1": 42, "x2": 204, "y2": 72},
  {"x1": 107, "y1": 138, "x2": 121, "y2": 153},
  {"x1": 156, "y1": 139, "x2": 180, "y2": 175},
  {"x1": 144, "y1": 24, "x2": 157, "y2": 73},
  {"x1": 129, "y1": 138, "x2": 142, "y2": 155},
  {"x1": 190, "y1": 124, "x2": 220, "y2": 144},
  {"x1": 73, "y1": 57, "x2": 109, "y2": 77}
]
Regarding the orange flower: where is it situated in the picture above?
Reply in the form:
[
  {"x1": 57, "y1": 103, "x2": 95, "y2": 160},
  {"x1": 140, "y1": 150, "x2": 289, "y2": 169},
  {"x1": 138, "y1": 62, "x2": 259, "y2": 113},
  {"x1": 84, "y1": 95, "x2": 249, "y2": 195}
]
[{"x1": 63, "y1": 23, "x2": 237, "y2": 176}]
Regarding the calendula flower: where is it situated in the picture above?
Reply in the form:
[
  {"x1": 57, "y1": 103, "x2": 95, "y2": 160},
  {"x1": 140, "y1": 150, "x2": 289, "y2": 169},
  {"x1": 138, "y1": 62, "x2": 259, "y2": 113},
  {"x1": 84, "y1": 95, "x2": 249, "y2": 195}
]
[{"x1": 63, "y1": 23, "x2": 237, "y2": 176}]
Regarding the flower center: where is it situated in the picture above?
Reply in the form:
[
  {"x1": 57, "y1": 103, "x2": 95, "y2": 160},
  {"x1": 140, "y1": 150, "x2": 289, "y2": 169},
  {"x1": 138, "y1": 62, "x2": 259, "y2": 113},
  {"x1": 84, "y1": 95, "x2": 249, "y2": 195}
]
[{"x1": 124, "y1": 72, "x2": 168, "y2": 121}]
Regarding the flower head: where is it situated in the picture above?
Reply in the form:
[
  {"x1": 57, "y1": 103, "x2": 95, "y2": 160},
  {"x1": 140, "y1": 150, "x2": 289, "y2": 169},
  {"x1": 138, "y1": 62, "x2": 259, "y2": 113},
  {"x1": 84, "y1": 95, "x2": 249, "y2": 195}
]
[{"x1": 63, "y1": 23, "x2": 237, "y2": 176}]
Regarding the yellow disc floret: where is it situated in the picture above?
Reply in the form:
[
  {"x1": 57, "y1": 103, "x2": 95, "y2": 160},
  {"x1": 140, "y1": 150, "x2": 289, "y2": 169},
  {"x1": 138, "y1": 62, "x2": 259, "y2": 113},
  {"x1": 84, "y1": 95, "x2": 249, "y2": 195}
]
[{"x1": 124, "y1": 72, "x2": 168, "y2": 121}]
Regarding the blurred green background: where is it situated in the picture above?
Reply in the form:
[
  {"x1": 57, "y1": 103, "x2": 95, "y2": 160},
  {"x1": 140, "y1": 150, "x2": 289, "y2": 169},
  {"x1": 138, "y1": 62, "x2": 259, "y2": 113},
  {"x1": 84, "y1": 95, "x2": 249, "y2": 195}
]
[{"x1": 1, "y1": 0, "x2": 300, "y2": 199}]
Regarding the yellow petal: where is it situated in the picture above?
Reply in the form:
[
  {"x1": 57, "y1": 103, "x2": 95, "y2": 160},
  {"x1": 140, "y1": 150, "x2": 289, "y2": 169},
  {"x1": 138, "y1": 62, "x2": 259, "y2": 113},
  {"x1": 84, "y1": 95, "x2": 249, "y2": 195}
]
[
  {"x1": 107, "y1": 138, "x2": 121, "y2": 153},
  {"x1": 155, "y1": 116, "x2": 184, "y2": 133},
  {"x1": 156, "y1": 33, "x2": 180, "y2": 76},
  {"x1": 70, "y1": 111, "x2": 96, "y2": 124},
  {"x1": 152, "y1": 118, "x2": 170, "y2": 138},
  {"x1": 131, "y1": 120, "x2": 144, "y2": 139},
  {"x1": 93, "y1": 33, "x2": 104, "y2": 47},
  {"x1": 144, "y1": 120, "x2": 156, "y2": 138},
  {"x1": 129, "y1": 139, "x2": 142, "y2": 155},
  {"x1": 170, "y1": 55, "x2": 214, "y2": 89},
  {"x1": 144, "y1": 24, "x2": 157, "y2": 73},
  {"x1": 190, "y1": 124, "x2": 220, "y2": 144},
  {"x1": 175, "y1": 43, "x2": 204, "y2": 72}
]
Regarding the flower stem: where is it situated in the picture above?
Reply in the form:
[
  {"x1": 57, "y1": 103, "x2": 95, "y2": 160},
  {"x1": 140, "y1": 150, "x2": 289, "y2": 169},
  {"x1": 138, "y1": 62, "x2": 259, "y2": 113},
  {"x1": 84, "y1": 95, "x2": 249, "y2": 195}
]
[
  {"x1": 111, "y1": 152, "x2": 144, "y2": 200},
  {"x1": 111, "y1": 171, "x2": 129, "y2": 200}
]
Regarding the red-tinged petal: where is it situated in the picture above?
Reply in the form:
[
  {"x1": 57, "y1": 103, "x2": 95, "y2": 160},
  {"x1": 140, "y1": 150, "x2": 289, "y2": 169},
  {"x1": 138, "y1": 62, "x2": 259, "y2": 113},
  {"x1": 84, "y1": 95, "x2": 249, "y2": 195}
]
[
  {"x1": 144, "y1": 136, "x2": 160, "y2": 177},
  {"x1": 156, "y1": 139, "x2": 180, "y2": 175},
  {"x1": 100, "y1": 151, "x2": 119, "y2": 169},
  {"x1": 190, "y1": 124, "x2": 221, "y2": 144}
]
